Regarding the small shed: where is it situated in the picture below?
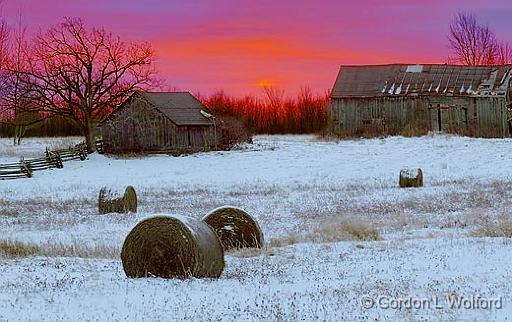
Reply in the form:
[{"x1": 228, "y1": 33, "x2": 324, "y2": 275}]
[
  {"x1": 329, "y1": 64, "x2": 512, "y2": 137},
  {"x1": 99, "y1": 92, "x2": 218, "y2": 154}
]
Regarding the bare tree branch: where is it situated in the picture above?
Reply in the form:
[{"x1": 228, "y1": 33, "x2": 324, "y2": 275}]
[{"x1": 448, "y1": 12, "x2": 501, "y2": 65}]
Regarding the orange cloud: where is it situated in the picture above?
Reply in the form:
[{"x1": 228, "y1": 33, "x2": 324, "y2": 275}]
[{"x1": 155, "y1": 37, "x2": 382, "y2": 61}]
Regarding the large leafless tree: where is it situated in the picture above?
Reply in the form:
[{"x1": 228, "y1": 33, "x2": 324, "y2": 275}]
[
  {"x1": 23, "y1": 18, "x2": 158, "y2": 150},
  {"x1": 449, "y1": 12, "x2": 510, "y2": 65},
  {"x1": 4, "y1": 16, "x2": 38, "y2": 145}
]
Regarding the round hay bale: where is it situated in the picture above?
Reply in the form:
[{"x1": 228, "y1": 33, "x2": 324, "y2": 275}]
[
  {"x1": 399, "y1": 168, "x2": 424, "y2": 188},
  {"x1": 121, "y1": 215, "x2": 224, "y2": 279},
  {"x1": 203, "y1": 206, "x2": 264, "y2": 250},
  {"x1": 98, "y1": 185, "x2": 137, "y2": 214}
]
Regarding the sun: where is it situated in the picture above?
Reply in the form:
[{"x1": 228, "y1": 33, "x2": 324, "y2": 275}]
[{"x1": 256, "y1": 79, "x2": 276, "y2": 88}]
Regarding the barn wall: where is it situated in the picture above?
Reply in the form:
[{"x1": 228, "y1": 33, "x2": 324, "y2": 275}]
[
  {"x1": 100, "y1": 96, "x2": 217, "y2": 153},
  {"x1": 330, "y1": 95, "x2": 508, "y2": 138},
  {"x1": 187, "y1": 126, "x2": 217, "y2": 149},
  {"x1": 475, "y1": 97, "x2": 508, "y2": 137},
  {"x1": 100, "y1": 98, "x2": 176, "y2": 153},
  {"x1": 173, "y1": 126, "x2": 217, "y2": 150}
]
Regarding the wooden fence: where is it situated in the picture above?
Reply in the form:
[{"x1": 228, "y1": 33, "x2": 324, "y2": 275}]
[{"x1": 0, "y1": 142, "x2": 88, "y2": 180}]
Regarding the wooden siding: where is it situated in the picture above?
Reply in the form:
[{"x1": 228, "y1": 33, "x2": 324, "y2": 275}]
[
  {"x1": 100, "y1": 96, "x2": 217, "y2": 154},
  {"x1": 330, "y1": 96, "x2": 509, "y2": 138}
]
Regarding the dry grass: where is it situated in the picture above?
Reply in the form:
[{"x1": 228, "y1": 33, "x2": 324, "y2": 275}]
[
  {"x1": 229, "y1": 246, "x2": 278, "y2": 258},
  {"x1": 0, "y1": 239, "x2": 119, "y2": 259},
  {"x1": 289, "y1": 178, "x2": 512, "y2": 235},
  {"x1": 0, "y1": 240, "x2": 40, "y2": 258},
  {"x1": 269, "y1": 219, "x2": 380, "y2": 248},
  {"x1": 314, "y1": 132, "x2": 343, "y2": 142},
  {"x1": 305, "y1": 219, "x2": 380, "y2": 243},
  {"x1": 473, "y1": 218, "x2": 512, "y2": 238},
  {"x1": 318, "y1": 119, "x2": 428, "y2": 139},
  {"x1": 0, "y1": 208, "x2": 20, "y2": 217},
  {"x1": 398, "y1": 120, "x2": 428, "y2": 137}
]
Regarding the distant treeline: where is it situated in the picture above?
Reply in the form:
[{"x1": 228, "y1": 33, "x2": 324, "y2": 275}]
[
  {"x1": 202, "y1": 87, "x2": 330, "y2": 134},
  {"x1": 0, "y1": 116, "x2": 81, "y2": 138}
]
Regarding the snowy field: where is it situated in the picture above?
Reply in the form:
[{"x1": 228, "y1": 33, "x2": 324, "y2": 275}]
[{"x1": 1, "y1": 134, "x2": 512, "y2": 321}]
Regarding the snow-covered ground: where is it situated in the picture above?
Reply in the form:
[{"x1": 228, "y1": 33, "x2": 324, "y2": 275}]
[{"x1": 1, "y1": 134, "x2": 512, "y2": 321}]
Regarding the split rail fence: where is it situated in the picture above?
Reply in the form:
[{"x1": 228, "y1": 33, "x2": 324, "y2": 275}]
[{"x1": 0, "y1": 142, "x2": 88, "y2": 180}]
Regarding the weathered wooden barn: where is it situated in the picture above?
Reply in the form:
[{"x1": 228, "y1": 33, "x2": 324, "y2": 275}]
[
  {"x1": 99, "y1": 92, "x2": 218, "y2": 154},
  {"x1": 329, "y1": 64, "x2": 512, "y2": 137}
]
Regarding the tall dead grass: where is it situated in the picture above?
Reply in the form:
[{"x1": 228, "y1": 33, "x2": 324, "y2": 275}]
[
  {"x1": 0, "y1": 240, "x2": 40, "y2": 257},
  {"x1": 269, "y1": 219, "x2": 380, "y2": 248},
  {"x1": 473, "y1": 218, "x2": 512, "y2": 238},
  {"x1": 0, "y1": 239, "x2": 118, "y2": 259}
]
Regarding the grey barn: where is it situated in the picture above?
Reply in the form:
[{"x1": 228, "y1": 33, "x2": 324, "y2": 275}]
[
  {"x1": 329, "y1": 64, "x2": 512, "y2": 137},
  {"x1": 99, "y1": 92, "x2": 218, "y2": 154}
]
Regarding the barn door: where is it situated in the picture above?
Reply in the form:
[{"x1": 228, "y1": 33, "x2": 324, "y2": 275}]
[
  {"x1": 430, "y1": 108, "x2": 441, "y2": 132},
  {"x1": 430, "y1": 104, "x2": 467, "y2": 133}
]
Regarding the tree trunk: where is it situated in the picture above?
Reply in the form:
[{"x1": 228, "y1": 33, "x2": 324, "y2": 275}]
[
  {"x1": 85, "y1": 119, "x2": 96, "y2": 153},
  {"x1": 14, "y1": 125, "x2": 25, "y2": 146}
]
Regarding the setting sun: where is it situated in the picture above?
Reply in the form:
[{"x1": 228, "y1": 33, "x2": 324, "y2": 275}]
[{"x1": 256, "y1": 79, "x2": 276, "y2": 88}]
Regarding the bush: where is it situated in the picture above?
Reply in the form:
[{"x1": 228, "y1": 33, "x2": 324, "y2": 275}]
[
  {"x1": 216, "y1": 116, "x2": 252, "y2": 150},
  {"x1": 201, "y1": 87, "x2": 329, "y2": 135}
]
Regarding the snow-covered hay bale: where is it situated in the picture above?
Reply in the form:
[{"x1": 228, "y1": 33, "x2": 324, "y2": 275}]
[
  {"x1": 98, "y1": 186, "x2": 137, "y2": 214},
  {"x1": 203, "y1": 206, "x2": 264, "y2": 250},
  {"x1": 399, "y1": 168, "x2": 423, "y2": 188},
  {"x1": 121, "y1": 215, "x2": 224, "y2": 279}
]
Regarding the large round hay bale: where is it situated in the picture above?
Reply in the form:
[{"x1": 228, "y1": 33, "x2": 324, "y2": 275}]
[
  {"x1": 203, "y1": 206, "x2": 264, "y2": 250},
  {"x1": 98, "y1": 186, "x2": 137, "y2": 214},
  {"x1": 121, "y1": 215, "x2": 224, "y2": 279},
  {"x1": 399, "y1": 168, "x2": 423, "y2": 188}
]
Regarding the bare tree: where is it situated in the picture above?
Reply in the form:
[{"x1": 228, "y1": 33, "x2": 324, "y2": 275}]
[
  {"x1": 262, "y1": 85, "x2": 285, "y2": 132},
  {"x1": 497, "y1": 42, "x2": 512, "y2": 64},
  {"x1": 448, "y1": 12, "x2": 499, "y2": 65},
  {"x1": 3, "y1": 14, "x2": 40, "y2": 145},
  {"x1": 263, "y1": 86, "x2": 285, "y2": 111},
  {"x1": 0, "y1": 12, "x2": 10, "y2": 120},
  {"x1": 23, "y1": 18, "x2": 158, "y2": 150}
]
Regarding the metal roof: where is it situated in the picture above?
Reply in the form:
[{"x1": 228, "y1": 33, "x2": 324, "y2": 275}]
[
  {"x1": 331, "y1": 64, "x2": 512, "y2": 98},
  {"x1": 140, "y1": 92, "x2": 213, "y2": 126}
]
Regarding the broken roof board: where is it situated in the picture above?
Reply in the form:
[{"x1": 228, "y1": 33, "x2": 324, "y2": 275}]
[{"x1": 331, "y1": 64, "x2": 512, "y2": 98}]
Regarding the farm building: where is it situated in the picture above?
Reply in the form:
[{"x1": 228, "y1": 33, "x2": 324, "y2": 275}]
[
  {"x1": 329, "y1": 64, "x2": 512, "y2": 137},
  {"x1": 99, "y1": 92, "x2": 218, "y2": 154}
]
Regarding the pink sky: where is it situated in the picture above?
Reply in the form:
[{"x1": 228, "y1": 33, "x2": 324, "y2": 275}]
[{"x1": 3, "y1": 0, "x2": 512, "y2": 96}]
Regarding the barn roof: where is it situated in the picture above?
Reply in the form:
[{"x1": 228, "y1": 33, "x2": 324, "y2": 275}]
[
  {"x1": 138, "y1": 92, "x2": 213, "y2": 126},
  {"x1": 331, "y1": 64, "x2": 512, "y2": 98}
]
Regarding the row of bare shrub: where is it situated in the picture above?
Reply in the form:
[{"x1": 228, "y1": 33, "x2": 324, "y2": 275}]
[{"x1": 202, "y1": 87, "x2": 329, "y2": 135}]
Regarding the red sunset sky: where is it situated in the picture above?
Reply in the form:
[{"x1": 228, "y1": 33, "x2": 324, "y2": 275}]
[{"x1": 3, "y1": 0, "x2": 511, "y2": 96}]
